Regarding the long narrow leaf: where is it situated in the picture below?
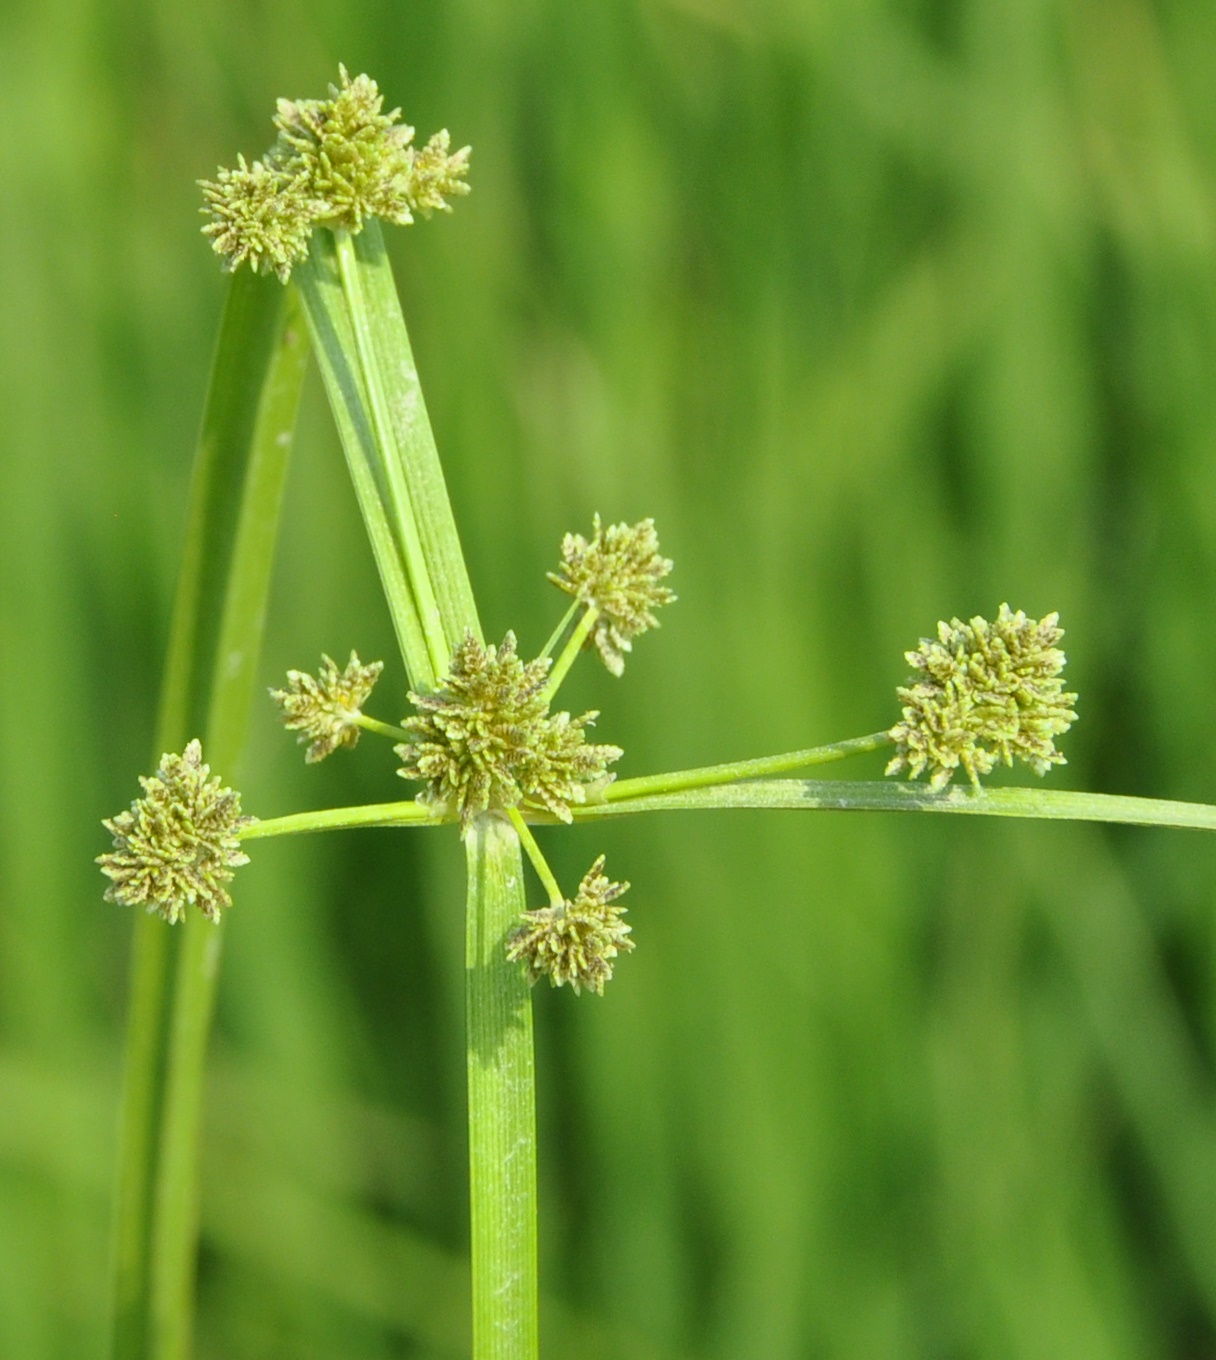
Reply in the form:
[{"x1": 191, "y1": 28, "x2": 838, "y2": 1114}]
[
  {"x1": 353, "y1": 221, "x2": 481, "y2": 652},
  {"x1": 109, "y1": 272, "x2": 310, "y2": 1360},
  {"x1": 573, "y1": 779, "x2": 1216, "y2": 832}
]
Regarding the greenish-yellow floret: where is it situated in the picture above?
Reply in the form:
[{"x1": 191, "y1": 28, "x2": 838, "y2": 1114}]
[
  {"x1": 886, "y1": 604, "x2": 1079, "y2": 792},
  {"x1": 506, "y1": 855, "x2": 633, "y2": 995},
  {"x1": 548, "y1": 515, "x2": 676, "y2": 676},
  {"x1": 200, "y1": 65, "x2": 471, "y2": 278},
  {"x1": 397, "y1": 631, "x2": 622, "y2": 827},
  {"x1": 270, "y1": 651, "x2": 384, "y2": 762},
  {"x1": 404, "y1": 130, "x2": 472, "y2": 216},
  {"x1": 97, "y1": 740, "x2": 254, "y2": 924},
  {"x1": 199, "y1": 155, "x2": 324, "y2": 281}
]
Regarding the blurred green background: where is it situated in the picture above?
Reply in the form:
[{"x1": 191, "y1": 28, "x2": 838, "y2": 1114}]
[{"x1": 4, "y1": 0, "x2": 1216, "y2": 1355}]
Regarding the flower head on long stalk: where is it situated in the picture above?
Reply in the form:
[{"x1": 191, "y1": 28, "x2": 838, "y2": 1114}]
[
  {"x1": 548, "y1": 515, "x2": 676, "y2": 676},
  {"x1": 271, "y1": 651, "x2": 384, "y2": 762},
  {"x1": 397, "y1": 631, "x2": 621, "y2": 826},
  {"x1": 98, "y1": 741, "x2": 254, "y2": 923},
  {"x1": 507, "y1": 855, "x2": 633, "y2": 995},
  {"x1": 886, "y1": 604, "x2": 1078, "y2": 791},
  {"x1": 200, "y1": 66, "x2": 471, "y2": 278}
]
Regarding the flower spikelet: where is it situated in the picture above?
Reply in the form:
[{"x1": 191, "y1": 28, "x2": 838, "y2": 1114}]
[
  {"x1": 886, "y1": 604, "x2": 1079, "y2": 791},
  {"x1": 270, "y1": 652, "x2": 384, "y2": 762},
  {"x1": 97, "y1": 740, "x2": 254, "y2": 924},
  {"x1": 271, "y1": 66, "x2": 470, "y2": 232},
  {"x1": 405, "y1": 130, "x2": 472, "y2": 216},
  {"x1": 397, "y1": 631, "x2": 622, "y2": 826},
  {"x1": 548, "y1": 515, "x2": 676, "y2": 676},
  {"x1": 506, "y1": 856, "x2": 634, "y2": 995},
  {"x1": 199, "y1": 155, "x2": 323, "y2": 281}
]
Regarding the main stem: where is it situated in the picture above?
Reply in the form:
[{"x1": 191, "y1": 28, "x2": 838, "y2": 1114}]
[
  {"x1": 465, "y1": 814, "x2": 539, "y2": 1360},
  {"x1": 297, "y1": 225, "x2": 538, "y2": 1353}
]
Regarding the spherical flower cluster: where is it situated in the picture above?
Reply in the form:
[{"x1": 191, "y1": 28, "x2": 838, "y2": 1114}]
[
  {"x1": 97, "y1": 741, "x2": 254, "y2": 923},
  {"x1": 270, "y1": 652, "x2": 384, "y2": 762},
  {"x1": 506, "y1": 856, "x2": 633, "y2": 995},
  {"x1": 548, "y1": 515, "x2": 676, "y2": 676},
  {"x1": 397, "y1": 631, "x2": 622, "y2": 827},
  {"x1": 886, "y1": 604, "x2": 1078, "y2": 791},
  {"x1": 199, "y1": 156, "x2": 325, "y2": 282},
  {"x1": 200, "y1": 66, "x2": 470, "y2": 279}
]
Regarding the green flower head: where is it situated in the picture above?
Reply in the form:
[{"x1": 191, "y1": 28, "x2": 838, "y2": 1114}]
[
  {"x1": 397, "y1": 631, "x2": 622, "y2": 827},
  {"x1": 97, "y1": 741, "x2": 254, "y2": 924},
  {"x1": 200, "y1": 66, "x2": 471, "y2": 278},
  {"x1": 199, "y1": 155, "x2": 324, "y2": 281},
  {"x1": 548, "y1": 515, "x2": 676, "y2": 676},
  {"x1": 886, "y1": 604, "x2": 1079, "y2": 791},
  {"x1": 506, "y1": 855, "x2": 634, "y2": 995},
  {"x1": 270, "y1": 651, "x2": 384, "y2": 763}
]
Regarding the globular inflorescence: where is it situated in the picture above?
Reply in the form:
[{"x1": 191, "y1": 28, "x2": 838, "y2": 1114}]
[
  {"x1": 397, "y1": 631, "x2": 622, "y2": 827},
  {"x1": 97, "y1": 741, "x2": 254, "y2": 924},
  {"x1": 507, "y1": 856, "x2": 633, "y2": 995},
  {"x1": 270, "y1": 652, "x2": 384, "y2": 762},
  {"x1": 886, "y1": 604, "x2": 1078, "y2": 791},
  {"x1": 549, "y1": 515, "x2": 676, "y2": 676},
  {"x1": 199, "y1": 156, "x2": 326, "y2": 283},
  {"x1": 200, "y1": 66, "x2": 470, "y2": 280}
]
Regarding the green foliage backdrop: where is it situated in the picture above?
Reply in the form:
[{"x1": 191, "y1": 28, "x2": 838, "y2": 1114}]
[{"x1": 3, "y1": 0, "x2": 1216, "y2": 1355}]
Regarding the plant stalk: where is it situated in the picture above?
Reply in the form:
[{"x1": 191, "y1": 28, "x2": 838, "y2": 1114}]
[
  {"x1": 604, "y1": 730, "x2": 894, "y2": 802},
  {"x1": 542, "y1": 605, "x2": 599, "y2": 702},
  {"x1": 465, "y1": 814, "x2": 539, "y2": 1360}
]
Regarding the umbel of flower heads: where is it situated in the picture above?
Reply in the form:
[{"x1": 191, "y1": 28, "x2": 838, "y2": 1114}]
[
  {"x1": 397, "y1": 632, "x2": 623, "y2": 828},
  {"x1": 98, "y1": 516, "x2": 1077, "y2": 989},
  {"x1": 200, "y1": 66, "x2": 470, "y2": 281}
]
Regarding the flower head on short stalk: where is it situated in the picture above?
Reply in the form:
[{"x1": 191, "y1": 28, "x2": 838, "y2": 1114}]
[
  {"x1": 507, "y1": 855, "x2": 633, "y2": 995},
  {"x1": 98, "y1": 741, "x2": 254, "y2": 923},
  {"x1": 549, "y1": 515, "x2": 676, "y2": 676},
  {"x1": 271, "y1": 652, "x2": 384, "y2": 762},
  {"x1": 200, "y1": 66, "x2": 471, "y2": 278},
  {"x1": 397, "y1": 631, "x2": 622, "y2": 827},
  {"x1": 886, "y1": 604, "x2": 1079, "y2": 791},
  {"x1": 199, "y1": 155, "x2": 324, "y2": 281}
]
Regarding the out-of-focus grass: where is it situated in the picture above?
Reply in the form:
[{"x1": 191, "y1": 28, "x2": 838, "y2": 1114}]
[{"x1": 3, "y1": 1, "x2": 1216, "y2": 1355}]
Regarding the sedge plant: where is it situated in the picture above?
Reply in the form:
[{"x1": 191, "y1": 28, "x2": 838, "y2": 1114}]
[{"x1": 99, "y1": 68, "x2": 1216, "y2": 1360}]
